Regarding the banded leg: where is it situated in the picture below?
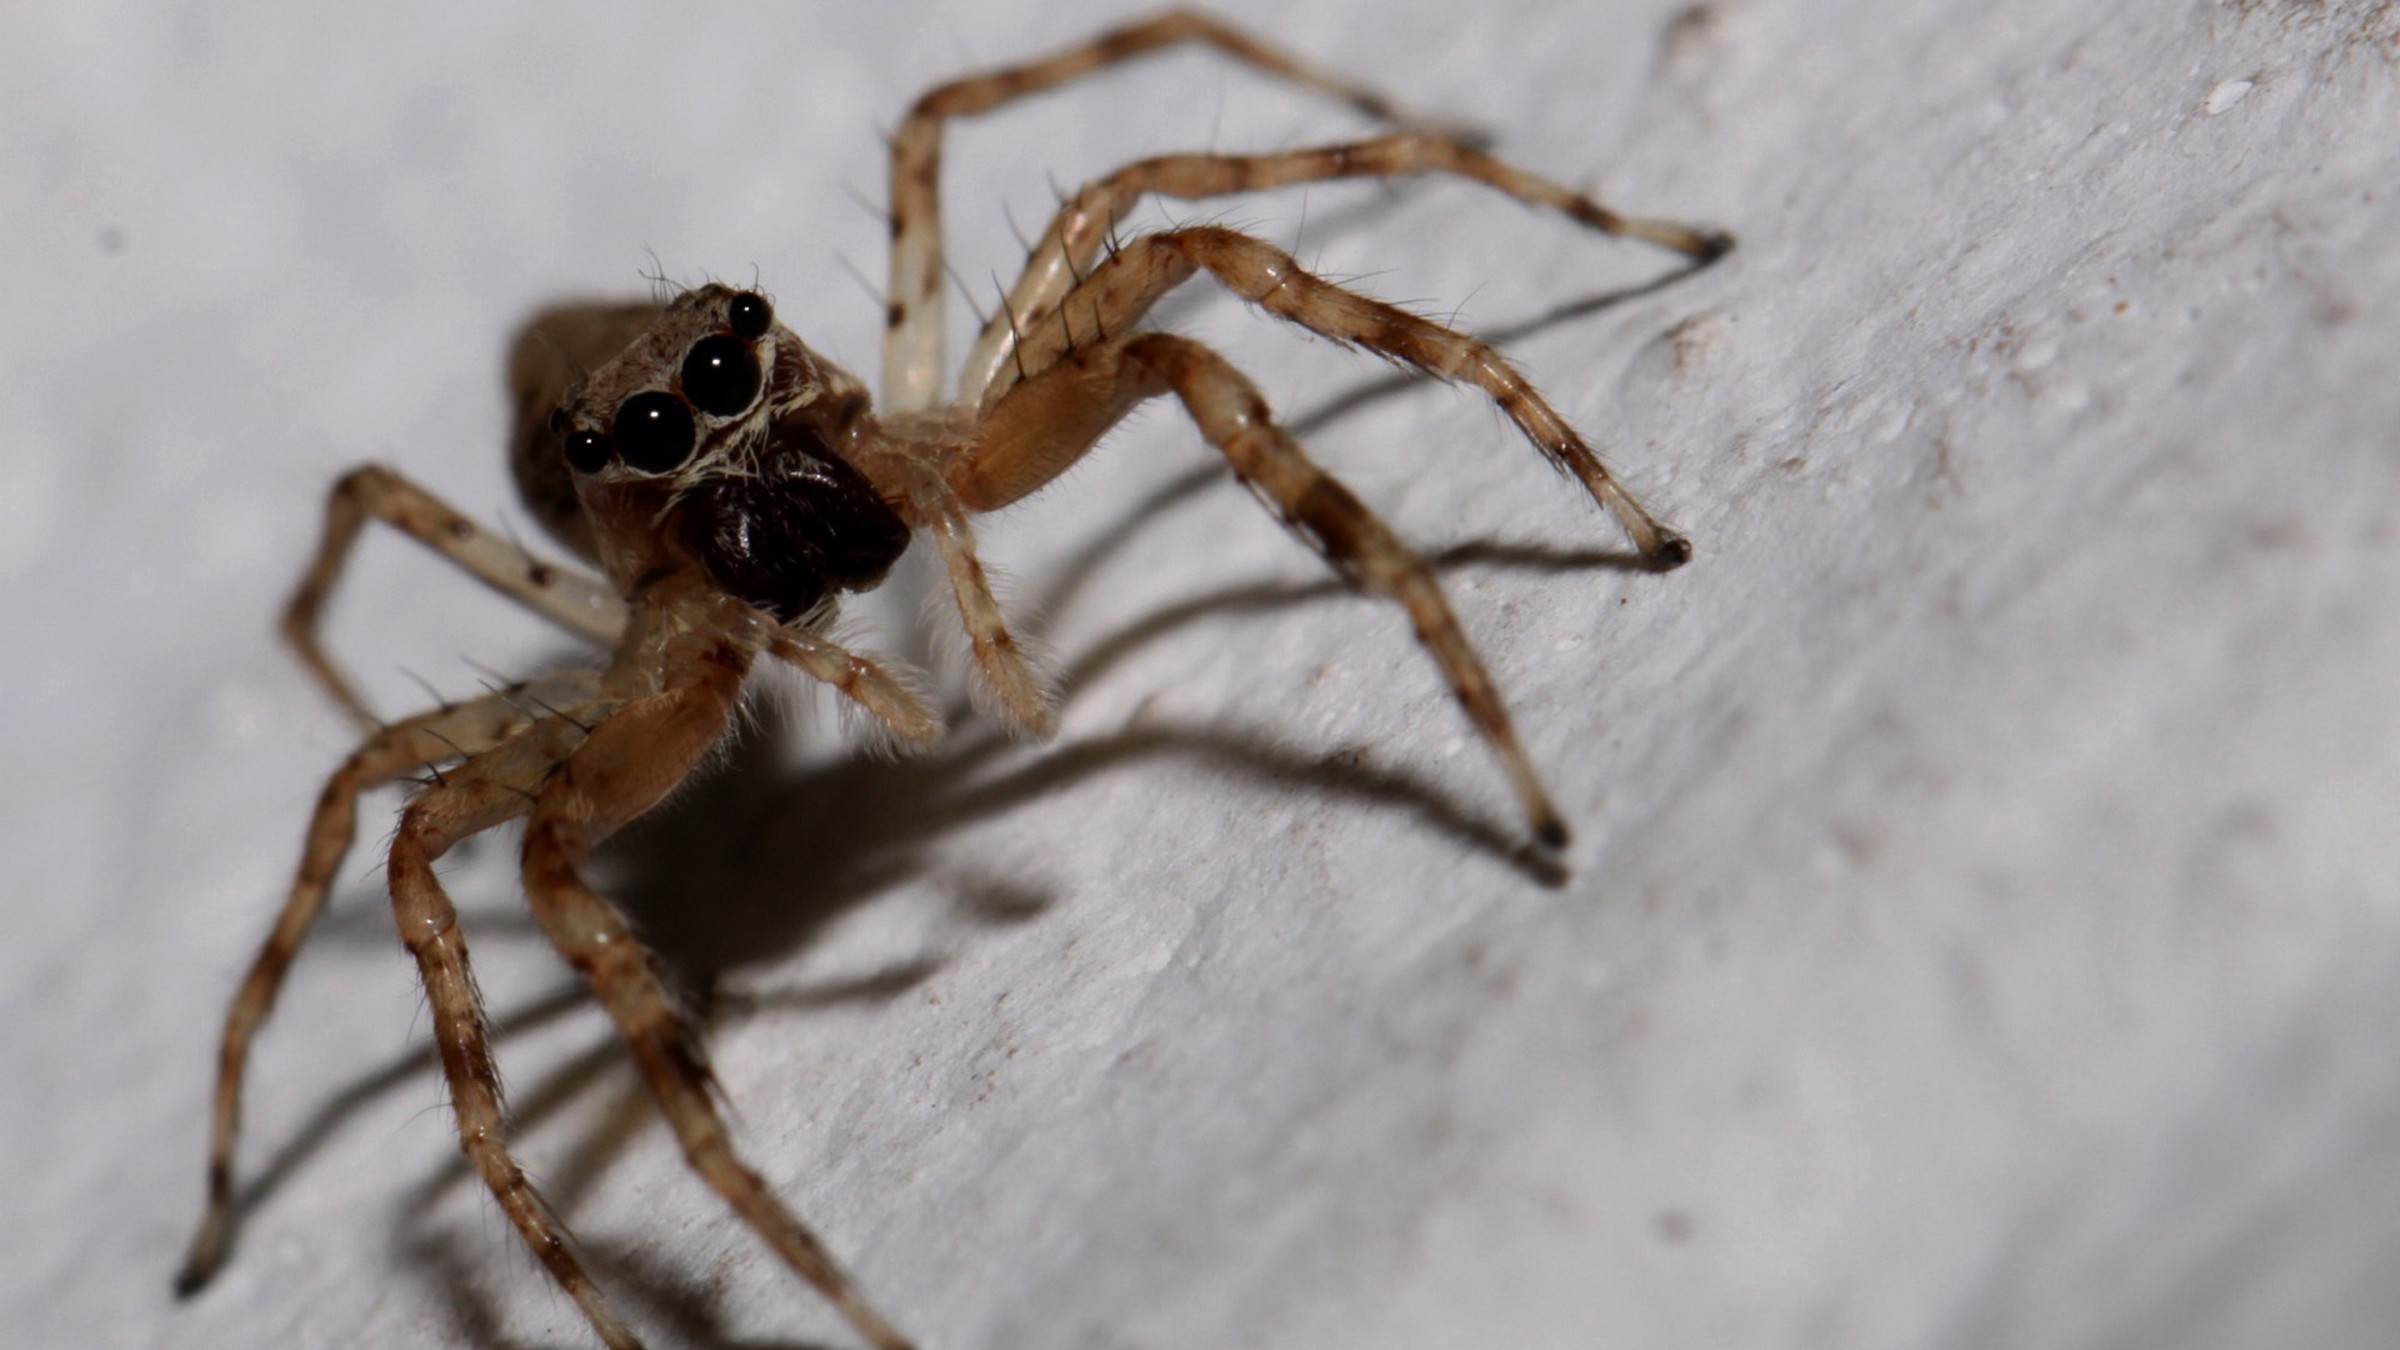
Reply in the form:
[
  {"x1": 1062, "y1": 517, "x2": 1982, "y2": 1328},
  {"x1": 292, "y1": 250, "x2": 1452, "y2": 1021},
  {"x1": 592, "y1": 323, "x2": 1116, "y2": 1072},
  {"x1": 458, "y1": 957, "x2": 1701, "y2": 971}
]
[
  {"x1": 284, "y1": 464, "x2": 628, "y2": 729},
  {"x1": 175, "y1": 672, "x2": 608, "y2": 1296},
  {"x1": 964, "y1": 330, "x2": 1571, "y2": 848},
  {"x1": 883, "y1": 8, "x2": 1430, "y2": 412},
  {"x1": 982, "y1": 224, "x2": 1691, "y2": 565},
  {"x1": 519, "y1": 646, "x2": 915, "y2": 1350},
  {"x1": 383, "y1": 709, "x2": 636, "y2": 1345},
  {"x1": 959, "y1": 132, "x2": 1731, "y2": 402}
]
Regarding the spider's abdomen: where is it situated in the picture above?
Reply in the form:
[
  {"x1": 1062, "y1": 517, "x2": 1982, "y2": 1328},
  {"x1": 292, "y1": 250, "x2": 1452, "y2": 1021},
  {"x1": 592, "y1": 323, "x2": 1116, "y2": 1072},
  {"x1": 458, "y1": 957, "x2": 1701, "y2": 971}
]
[{"x1": 677, "y1": 416, "x2": 911, "y2": 624}]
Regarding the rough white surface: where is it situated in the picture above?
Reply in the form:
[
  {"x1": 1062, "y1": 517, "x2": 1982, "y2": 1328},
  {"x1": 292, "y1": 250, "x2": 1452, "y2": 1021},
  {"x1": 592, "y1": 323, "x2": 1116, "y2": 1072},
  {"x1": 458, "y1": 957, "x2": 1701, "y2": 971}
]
[{"x1": 6, "y1": 0, "x2": 2398, "y2": 1347}]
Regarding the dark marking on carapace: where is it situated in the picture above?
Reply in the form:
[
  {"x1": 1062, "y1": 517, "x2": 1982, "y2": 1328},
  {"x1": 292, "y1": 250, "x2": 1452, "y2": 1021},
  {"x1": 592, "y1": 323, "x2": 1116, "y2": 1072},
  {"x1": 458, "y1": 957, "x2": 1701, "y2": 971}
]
[{"x1": 677, "y1": 415, "x2": 911, "y2": 624}]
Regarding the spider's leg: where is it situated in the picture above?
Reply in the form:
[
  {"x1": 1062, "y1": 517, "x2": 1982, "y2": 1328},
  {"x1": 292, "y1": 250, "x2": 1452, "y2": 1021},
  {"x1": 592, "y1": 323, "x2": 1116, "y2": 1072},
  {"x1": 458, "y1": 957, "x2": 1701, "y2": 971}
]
[
  {"x1": 960, "y1": 133, "x2": 1730, "y2": 403},
  {"x1": 977, "y1": 225, "x2": 1692, "y2": 566},
  {"x1": 381, "y1": 706, "x2": 642, "y2": 1346},
  {"x1": 767, "y1": 625, "x2": 945, "y2": 751},
  {"x1": 284, "y1": 465, "x2": 627, "y2": 729},
  {"x1": 883, "y1": 8, "x2": 1432, "y2": 411},
  {"x1": 518, "y1": 637, "x2": 915, "y2": 1350},
  {"x1": 963, "y1": 329, "x2": 1570, "y2": 849},
  {"x1": 177, "y1": 672, "x2": 608, "y2": 1297}
]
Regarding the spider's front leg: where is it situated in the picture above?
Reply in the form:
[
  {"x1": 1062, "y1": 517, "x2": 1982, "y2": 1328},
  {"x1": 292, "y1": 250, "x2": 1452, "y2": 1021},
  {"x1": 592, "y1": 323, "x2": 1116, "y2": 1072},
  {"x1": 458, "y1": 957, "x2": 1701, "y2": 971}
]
[
  {"x1": 517, "y1": 619, "x2": 916, "y2": 1350},
  {"x1": 952, "y1": 328, "x2": 1575, "y2": 849},
  {"x1": 379, "y1": 705, "x2": 642, "y2": 1345},
  {"x1": 176, "y1": 672, "x2": 608, "y2": 1296}
]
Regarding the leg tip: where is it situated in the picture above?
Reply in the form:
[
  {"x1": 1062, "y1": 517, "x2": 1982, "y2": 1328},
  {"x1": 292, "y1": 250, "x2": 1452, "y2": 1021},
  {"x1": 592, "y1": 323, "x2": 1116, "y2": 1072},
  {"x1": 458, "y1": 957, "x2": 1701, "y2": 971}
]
[
  {"x1": 1533, "y1": 814, "x2": 1572, "y2": 854},
  {"x1": 1649, "y1": 532, "x2": 1694, "y2": 571},
  {"x1": 1692, "y1": 229, "x2": 1737, "y2": 265}
]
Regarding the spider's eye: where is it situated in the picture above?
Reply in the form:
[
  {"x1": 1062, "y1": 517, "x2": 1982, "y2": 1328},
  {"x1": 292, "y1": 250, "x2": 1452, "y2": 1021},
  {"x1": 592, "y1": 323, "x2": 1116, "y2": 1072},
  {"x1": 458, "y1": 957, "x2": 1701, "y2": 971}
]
[
  {"x1": 562, "y1": 426, "x2": 612, "y2": 474},
  {"x1": 681, "y1": 335, "x2": 762, "y2": 417},
  {"x1": 727, "y1": 290, "x2": 773, "y2": 340},
  {"x1": 613, "y1": 391, "x2": 695, "y2": 473}
]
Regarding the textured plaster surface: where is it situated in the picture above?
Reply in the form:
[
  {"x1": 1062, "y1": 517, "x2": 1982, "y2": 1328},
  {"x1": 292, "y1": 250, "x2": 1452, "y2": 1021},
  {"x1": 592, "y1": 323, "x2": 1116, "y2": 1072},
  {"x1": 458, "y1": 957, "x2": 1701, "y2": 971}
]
[{"x1": 5, "y1": 0, "x2": 2399, "y2": 1347}]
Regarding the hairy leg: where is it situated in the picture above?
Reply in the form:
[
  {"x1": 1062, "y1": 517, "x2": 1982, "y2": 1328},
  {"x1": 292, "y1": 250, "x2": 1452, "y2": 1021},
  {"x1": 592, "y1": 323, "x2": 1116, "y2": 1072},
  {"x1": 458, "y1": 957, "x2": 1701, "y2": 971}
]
[
  {"x1": 284, "y1": 465, "x2": 627, "y2": 728},
  {"x1": 959, "y1": 132, "x2": 1729, "y2": 401},
  {"x1": 383, "y1": 711, "x2": 638, "y2": 1345},
  {"x1": 176, "y1": 673, "x2": 609, "y2": 1295},
  {"x1": 882, "y1": 8, "x2": 1428, "y2": 411},
  {"x1": 962, "y1": 330, "x2": 1571, "y2": 847},
  {"x1": 977, "y1": 224, "x2": 1692, "y2": 565},
  {"x1": 519, "y1": 641, "x2": 915, "y2": 1350}
]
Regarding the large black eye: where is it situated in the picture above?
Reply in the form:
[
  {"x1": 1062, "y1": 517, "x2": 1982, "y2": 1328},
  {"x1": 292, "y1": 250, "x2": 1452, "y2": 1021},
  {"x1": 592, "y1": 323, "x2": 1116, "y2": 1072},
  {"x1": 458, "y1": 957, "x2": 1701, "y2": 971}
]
[
  {"x1": 562, "y1": 427, "x2": 612, "y2": 474},
  {"x1": 727, "y1": 290, "x2": 772, "y2": 339},
  {"x1": 681, "y1": 335, "x2": 762, "y2": 417},
  {"x1": 613, "y1": 391, "x2": 695, "y2": 473}
]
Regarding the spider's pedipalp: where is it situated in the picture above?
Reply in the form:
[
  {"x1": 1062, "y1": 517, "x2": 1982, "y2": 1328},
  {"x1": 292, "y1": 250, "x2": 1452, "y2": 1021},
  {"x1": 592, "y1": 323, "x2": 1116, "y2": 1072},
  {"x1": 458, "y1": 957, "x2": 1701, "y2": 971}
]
[{"x1": 769, "y1": 624, "x2": 944, "y2": 751}]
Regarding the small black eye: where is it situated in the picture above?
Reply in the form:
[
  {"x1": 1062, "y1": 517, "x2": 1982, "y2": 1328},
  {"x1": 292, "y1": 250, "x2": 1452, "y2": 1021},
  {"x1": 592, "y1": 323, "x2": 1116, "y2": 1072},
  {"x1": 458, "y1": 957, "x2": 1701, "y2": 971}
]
[
  {"x1": 562, "y1": 427, "x2": 612, "y2": 474},
  {"x1": 727, "y1": 290, "x2": 772, "y2": 339},
  {"x1": 681, "y1": 335, "x2": 762, "y2": 417},
  {"x1": 613, "y1": 391, "x2": 695, "y2": 473}
]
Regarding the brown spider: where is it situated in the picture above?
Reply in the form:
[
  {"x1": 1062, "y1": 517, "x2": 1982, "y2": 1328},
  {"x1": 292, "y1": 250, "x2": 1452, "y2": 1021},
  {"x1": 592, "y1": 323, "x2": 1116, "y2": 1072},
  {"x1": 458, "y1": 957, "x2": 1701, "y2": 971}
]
[{"x1": 175, "y1": 11, "x2": 1728, "y2": 1349}]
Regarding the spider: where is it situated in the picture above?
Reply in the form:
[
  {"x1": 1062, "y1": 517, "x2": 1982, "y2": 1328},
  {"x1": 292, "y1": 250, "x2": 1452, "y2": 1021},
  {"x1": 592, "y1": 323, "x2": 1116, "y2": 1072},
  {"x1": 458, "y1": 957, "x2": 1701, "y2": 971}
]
[{"x1": 175, "y1": 11, "x2": 1729, "y2": 1349}]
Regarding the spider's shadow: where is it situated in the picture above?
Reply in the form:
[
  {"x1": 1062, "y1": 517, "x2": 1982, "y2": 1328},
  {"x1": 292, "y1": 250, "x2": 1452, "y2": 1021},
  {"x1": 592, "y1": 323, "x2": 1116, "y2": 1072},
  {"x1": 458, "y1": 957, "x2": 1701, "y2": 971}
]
[{"x1": 225, "y1": 255, "x2": 1711, "y2": 1347}]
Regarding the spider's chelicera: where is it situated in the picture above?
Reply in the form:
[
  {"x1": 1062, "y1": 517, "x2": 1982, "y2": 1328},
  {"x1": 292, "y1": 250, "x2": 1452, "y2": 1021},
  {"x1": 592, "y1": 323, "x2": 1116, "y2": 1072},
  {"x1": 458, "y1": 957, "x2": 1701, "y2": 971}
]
[{"x1": 177, "y1": 11, "x2": 1731, "y2": 1350}]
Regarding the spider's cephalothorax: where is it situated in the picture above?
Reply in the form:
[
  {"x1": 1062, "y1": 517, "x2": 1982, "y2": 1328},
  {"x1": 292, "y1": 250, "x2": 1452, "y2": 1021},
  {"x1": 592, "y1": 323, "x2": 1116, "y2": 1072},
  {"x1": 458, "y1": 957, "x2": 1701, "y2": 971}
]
[
  {"x1": 542, "y1": 285, "x2": 912, "y2": 626},
  {"x1": 183, "y1": 13, "x2": 1731, "y2": 1350}
]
